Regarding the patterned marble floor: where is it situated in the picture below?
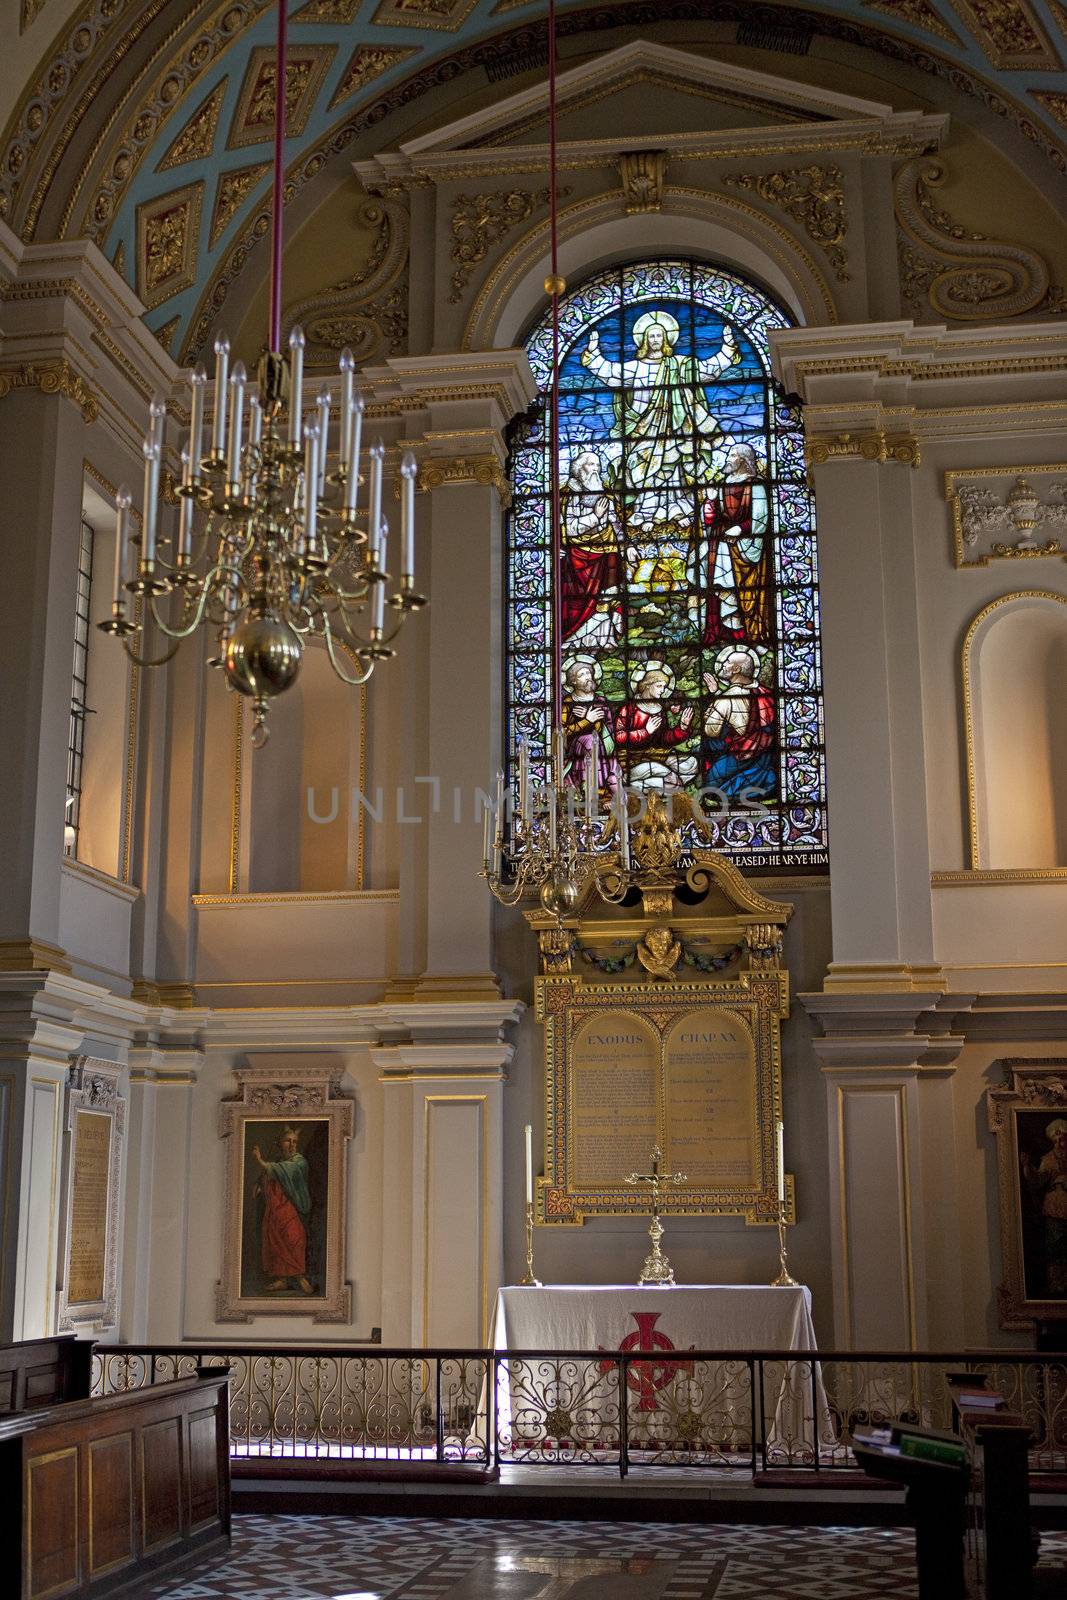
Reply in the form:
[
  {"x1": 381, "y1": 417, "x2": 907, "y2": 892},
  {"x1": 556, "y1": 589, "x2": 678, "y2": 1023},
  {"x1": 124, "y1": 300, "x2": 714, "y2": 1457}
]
[
  {"x1": 134, "y1": 1515, "x2": 902, "y2": 1598},
  {"x1": 137, "y1": 1515, "x2": 1067, "y2": 1599}
]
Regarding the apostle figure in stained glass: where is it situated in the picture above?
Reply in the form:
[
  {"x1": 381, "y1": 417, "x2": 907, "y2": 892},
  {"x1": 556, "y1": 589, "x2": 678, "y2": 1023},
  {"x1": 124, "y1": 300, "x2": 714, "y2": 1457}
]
[
  {"x1": 697, "y1": 442, "x2": 772, "y2": 645},
  {"x1": 561, "y1": 656, "x2": 620, "y2": 794},
  {"x1": 614, "y1": 662, "x2": 698, "y2": 792},
  {"x1": 703, "y1": 645, "x2": 776, "y2": 802},
  {"x1": 560, "y1": 451, "x2": 624, "y2": 646}
]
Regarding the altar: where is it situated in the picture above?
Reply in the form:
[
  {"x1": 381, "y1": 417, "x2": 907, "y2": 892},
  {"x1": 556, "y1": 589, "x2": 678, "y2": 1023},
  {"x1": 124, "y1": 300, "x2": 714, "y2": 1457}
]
[{"x1": 491, "y1": 1283, "x2": 824, "y2": 1464}]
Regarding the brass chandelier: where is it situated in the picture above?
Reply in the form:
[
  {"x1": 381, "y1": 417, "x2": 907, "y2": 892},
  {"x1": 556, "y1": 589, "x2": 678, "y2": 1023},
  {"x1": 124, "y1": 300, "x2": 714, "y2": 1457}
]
[{"x1": 99, "y1": 2, "x2": 425, "y2": 745}]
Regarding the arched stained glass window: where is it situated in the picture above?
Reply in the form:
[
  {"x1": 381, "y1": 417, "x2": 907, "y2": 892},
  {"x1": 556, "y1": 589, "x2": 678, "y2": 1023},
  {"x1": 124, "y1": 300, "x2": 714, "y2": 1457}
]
[{"x1": 505, "y1": 258, "x2": 827, "y2": 872}]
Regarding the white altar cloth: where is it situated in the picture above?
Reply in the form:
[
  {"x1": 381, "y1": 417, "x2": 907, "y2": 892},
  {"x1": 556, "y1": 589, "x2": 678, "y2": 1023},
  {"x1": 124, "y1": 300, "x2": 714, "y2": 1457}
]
[{"x1": 490, "y1": 1284, "x2": 822, "y2": 1461}]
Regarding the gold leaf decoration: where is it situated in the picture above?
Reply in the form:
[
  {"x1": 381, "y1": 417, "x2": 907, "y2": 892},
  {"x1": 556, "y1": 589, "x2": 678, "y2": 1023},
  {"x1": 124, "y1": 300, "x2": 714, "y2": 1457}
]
[
  {"x1": 292, "y1": 0, "x2": 361, "y2": 18},
  {"x1": 153, "y1": 315, "x2": 182, "y2": 355},
  {"x1": 862, "y1": 0, "x2": 963, "y2": 44},
  {"x1": 449, "y1": 188, "x2": 553, "y2": 301},
  {"x1": 136, "y1": 182, "x2": 203, "y2": 311},
  {"x1": 112, "y1": 239, "x2": 126, "y2": 279},
  {"x1": 228, "y1": 45, "x2": 334, "y2": 150},
  {"x1": 371, "y1": 0, "x2": 480, "y2": 29},
  {"x1": 209, "y1": 163, "x2": 270, "y2": 249},
  {"x1": 158, "y1": 81, "x2": 227, "y2": 173},
  {"x1": 723, "y1": 166, "x2": 850, "y2": 283},
  {"x1": 328, "y1": 46, "x2": 418, "y2": 110},
  {"x1": 945, "y1": 0, "x2": 1060, "y2": 70},
  {"x1": 1031, "y1": 91, "x2": 1067, "y2": 130}
]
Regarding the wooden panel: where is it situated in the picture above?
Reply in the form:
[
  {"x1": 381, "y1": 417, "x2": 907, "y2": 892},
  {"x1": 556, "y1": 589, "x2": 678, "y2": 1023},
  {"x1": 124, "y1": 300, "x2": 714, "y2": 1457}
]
[
  {"x1": 25, "y1": 1365, "x2": 63, "y2": 1407},
  {"x1": 0, "y1": 1370, "x2": 14, "y2": 1411},
  {"x1": 88, "y1": 1433, "x2": 133, "y2": 1577},
  {"x1": 141, "y1": 1417, "x2": 182, "y2": 1552},
  {"x1": 27, "y1": 1447, "x2": 78, "y2": 1598},
  {"x1": 186, "y1": 1408, "x2": 218, "y2": 1528}
]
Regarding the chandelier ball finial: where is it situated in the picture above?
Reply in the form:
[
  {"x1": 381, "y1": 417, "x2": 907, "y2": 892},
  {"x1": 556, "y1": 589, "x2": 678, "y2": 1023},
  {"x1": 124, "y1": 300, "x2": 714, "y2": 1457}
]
[
  {"x1": 223, "y1": 610, "x2": 303, "y2": 702},
  {"x1": 540, "y1": 869, "x2": 580, "y2": 919}
]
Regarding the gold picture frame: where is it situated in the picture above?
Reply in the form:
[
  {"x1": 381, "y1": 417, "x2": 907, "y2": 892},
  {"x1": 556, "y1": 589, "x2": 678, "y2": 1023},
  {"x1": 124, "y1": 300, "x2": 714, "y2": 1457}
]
[
  {"x1": 987, "y1": 1059, "x2": 1067, "y2": 1329},
  {"x1": 216, "y1": 1065, "x2": 353, "y2": 1324}
]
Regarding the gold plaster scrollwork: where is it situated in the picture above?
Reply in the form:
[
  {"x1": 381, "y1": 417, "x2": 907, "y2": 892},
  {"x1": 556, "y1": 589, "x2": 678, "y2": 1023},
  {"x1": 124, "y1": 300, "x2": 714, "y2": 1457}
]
[
  {"x1": 894, "y1": 158, "x2": 1066, "y2": 321},
  {"x1": 418, "y1": 455, "x2": 511, "y2": 504},
  {"x1": 282, "y1": 195, "x2": 410, "y2": 367},
  {"x1": 723, "y1": 165, "x2": 850, "y2": 283},
  {"x1": 0, "y1": 360, "x2": 99, "y2": 422},
  {"x1": 804, "y1": 431, "x2": 920, "y2": 472},
  {"x1": 619, "y1": 151, "x2": 667, "y2": 214},
  {"x1": 449, "y1": 188, "x2": 554, "y2": 302}
]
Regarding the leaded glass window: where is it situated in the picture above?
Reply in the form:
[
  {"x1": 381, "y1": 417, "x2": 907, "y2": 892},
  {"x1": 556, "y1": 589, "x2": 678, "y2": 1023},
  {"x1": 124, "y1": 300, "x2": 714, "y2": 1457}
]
[{"x1": 505, "y1": 258, "x2": 827, "y2": 872}]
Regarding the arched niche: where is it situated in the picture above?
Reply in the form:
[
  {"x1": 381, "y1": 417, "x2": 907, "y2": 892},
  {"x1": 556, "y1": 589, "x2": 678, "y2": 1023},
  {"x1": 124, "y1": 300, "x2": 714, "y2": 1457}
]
[
  {"x1": 463, "y1": 190, "x2": 835, "y2": 352},
  {"x1": 246, "y1": 641, "x2": 367, "y2": 894},
  {"x1": 964, "y1": 591, "x2": 1067, "y2": 871}
]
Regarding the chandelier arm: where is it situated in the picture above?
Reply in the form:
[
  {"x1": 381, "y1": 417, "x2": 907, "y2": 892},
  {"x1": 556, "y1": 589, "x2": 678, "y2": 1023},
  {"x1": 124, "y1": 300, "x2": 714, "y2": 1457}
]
[
  {"x1": 121, "y1": 634, "x2": 182, "y2": 668},
  {"x1": 322, "y1": 620, "x2": 375, "y2": 685},
  {"x1": 146, "y1": 560, "x2": 250, "y2": 639}
]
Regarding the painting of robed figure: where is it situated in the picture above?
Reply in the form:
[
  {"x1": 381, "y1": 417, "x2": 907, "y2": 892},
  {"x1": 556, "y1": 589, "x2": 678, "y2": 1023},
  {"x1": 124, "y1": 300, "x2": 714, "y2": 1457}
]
[{"x1": 240, "y1": 1119, "x2": 330, "y2": 1299}]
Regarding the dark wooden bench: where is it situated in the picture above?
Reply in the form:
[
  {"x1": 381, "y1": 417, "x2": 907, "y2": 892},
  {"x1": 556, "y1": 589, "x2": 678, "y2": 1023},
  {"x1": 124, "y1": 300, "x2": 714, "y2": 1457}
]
[
  {"x1": 0, "y1": 1369, "x2": 230, "y2": 1598},
  {"x1": 0, "y1": 1334, "x2": 94, "y2": 1413}
]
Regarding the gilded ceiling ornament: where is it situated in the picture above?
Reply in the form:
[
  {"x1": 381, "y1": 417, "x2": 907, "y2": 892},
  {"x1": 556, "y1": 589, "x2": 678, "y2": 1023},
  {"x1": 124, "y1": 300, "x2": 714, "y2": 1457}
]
[
  {"x1": 158, "y1": 81, "x2": 228, "y2": 173},
  {"x1": 371, "y1": 0, "x2": 480, "y2": 28},
  {"x1": 862, "y1": 0, "x2": 962, "y2": 44},
  {"x1": 282, "y1": 195, "x2": 410, "y2": 367},
  {"x1": 944, "y1": 0, "x2": 1060, "y2": 69},
  {"x1": 1031, "y1": 90, "x2": 1067, "y2": 131},
  {"x1": 292, "y1": 0, "x2": 362, "y2": 19},
  {"x1": 0, "y1": 360, "x2": 99, "y2": 423},
  {"x1": 618, "y1": 151, "x2": 667, "y2": 214},
  {"x1": 418, "y1": 455, "x2": 511, "y2": 503},
  {"x1": 723, "y1": 165, "x2": 850, "y2": 283},
  {"x1": 112, "y1": 239, "x2": 126, "y2": 279},
  {"x1": 136, "y1": 182, "x2": 204, "y2": 312},
  {"x1": 209, "y1": 162, "x2": 270, "y2": 248},
  {"x1": 19, "y1": 0, "x2": 47, "y2": 31},
  {"x1": 450, "y1": 188, "x2": 554, "y2": 301},
  {"x1": 894, "y1": 157, "x2": 1065, "y2": 319},
  {"x1": 77, "y1": 0, "x2": 271, "y2": 245},
  {"x1": 329, "y1": 45, "x2": 419, "y2": 110},
  {"x1": 228, "y1": 44, "x2": 335, "y2": 150},
  {"x1": 153, "y1": 315, "x2": 182, "y2": 355}
]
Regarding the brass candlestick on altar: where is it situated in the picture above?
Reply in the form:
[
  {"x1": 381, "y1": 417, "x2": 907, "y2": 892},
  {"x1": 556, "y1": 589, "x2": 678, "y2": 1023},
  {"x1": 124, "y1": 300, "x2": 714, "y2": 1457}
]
[
  {"x1": 626, "y1": 1145, "x2": 686, "y2": 1286},
  {"x1": 772, "y1": 1118, "x2": 797, "y2": 1286},
  {"x1": 519, "y1": 1200, "x2": 542, "y2": 1287}
]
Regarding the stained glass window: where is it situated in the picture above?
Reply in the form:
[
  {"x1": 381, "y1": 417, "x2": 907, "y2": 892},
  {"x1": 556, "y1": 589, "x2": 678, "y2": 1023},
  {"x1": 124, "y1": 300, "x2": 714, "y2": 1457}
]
[{"x1": 505, "y1": 258, "x2": 828, "y2": 872}]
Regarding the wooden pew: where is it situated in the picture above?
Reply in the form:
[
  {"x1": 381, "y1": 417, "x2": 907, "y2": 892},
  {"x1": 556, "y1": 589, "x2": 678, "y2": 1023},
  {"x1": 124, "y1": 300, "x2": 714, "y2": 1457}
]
[
  {"x1": 0, "y1": 1335, "x2": 94, "y2": 1413},
  {"x1": 0, "y1": 1370, "x2": 230, "y2": 1599}
]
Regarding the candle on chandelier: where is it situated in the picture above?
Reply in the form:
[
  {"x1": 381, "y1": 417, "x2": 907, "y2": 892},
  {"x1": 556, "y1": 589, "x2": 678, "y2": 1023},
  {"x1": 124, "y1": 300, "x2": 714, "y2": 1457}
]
[
  {"x1": 226, "y1": 362, "x2": 247, "y2": 492},
  {"x1": 584, "y1": 743, "x2": 597, "y2": 825},
  {"x1": 371, "y1": 518, "x2": 388, "y2": 633},
  {"x1": 617, "y1": 785, "x2": 630, "y2": 870},
  {"x1": 547, "y1": 780, "x2": 557, "y2": 856},
  {"x1": 367, "y1": 440, "x2": 385, "y2": 566},
  {"x1": 211, "y1": 336, "x2": 230, "y2": 457},
  {"x1": 338, "y1": 348, "x2": 354, "y2": 467},
  {"x1": 187, "y1": 366, "x2": 207, "y2": 482},
  {"x1": 494, "y1": 768, "x2": 505, "y2": 848},
  {"x1": 553, "y1": 725, "x2": 565, "y2": 787},
  {"x1": 303, "y1": 421, "x2": 320, "y2": 559},
  {"x1": 147, "y1": 396, "x2": 166, "y2": 451},
  {"x1": 246, "y1": 391, "x2": 263, "y2": 494},
  {"x1": 525, "y1": 1123, "x2": 533, "y2": 1206},
  {"x1": 111, "y1": 487, "x2": 131, "y2": 605},
  {"x1": 400, "y1": 449, "x2": 417, "y2": 584},
  {"x1": 482, "y1": 801, "x2": 492, "y2": 872},
  {"x1": 776, "y1": 1119, "x2": 786, "y2": 1209},
  {"x1": 343, "y1": 391, "x2": 365, "y2": 517},
  {"x1": 141, "y1": 438, "x2": 161, "y2": 567},
  {"x1": 176, "y1": 451, "x2": 194, "y2": 562},
  {"x1": 518, "y1": 739, "x2": 529, "y2": 822},
  {"x1": 315, "y1": 388, "x2": 331, "y2": 497},
  {"x1": 288, "y1": 326, "x2": 305, "y2": 450}
]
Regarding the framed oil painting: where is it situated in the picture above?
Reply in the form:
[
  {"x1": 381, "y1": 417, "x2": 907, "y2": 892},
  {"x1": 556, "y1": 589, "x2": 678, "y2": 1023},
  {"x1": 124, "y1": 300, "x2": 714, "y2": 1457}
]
[
  {"x1": 217, "y1": 1066, "x2": 353, "y2": 1323},
  {"x1": 988, "y1": 1060, "x2": 1067, "y2": 1328}
]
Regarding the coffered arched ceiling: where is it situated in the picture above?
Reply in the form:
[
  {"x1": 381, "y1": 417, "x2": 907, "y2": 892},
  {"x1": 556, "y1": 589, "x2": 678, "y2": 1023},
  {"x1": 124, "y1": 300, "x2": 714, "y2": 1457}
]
[{"x1": 3, "y1": 0, "x2": 1065, "y2": 361}]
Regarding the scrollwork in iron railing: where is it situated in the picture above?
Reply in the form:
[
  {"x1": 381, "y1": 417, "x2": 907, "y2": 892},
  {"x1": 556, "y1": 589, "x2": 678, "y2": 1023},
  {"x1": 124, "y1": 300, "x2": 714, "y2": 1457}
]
[
  {"x1": 499, "y1": 1356, "x2": 623, "y2": 1463},
  {"x1": 632, "y1": 1356, "x2": 753, "y2": 1466}
]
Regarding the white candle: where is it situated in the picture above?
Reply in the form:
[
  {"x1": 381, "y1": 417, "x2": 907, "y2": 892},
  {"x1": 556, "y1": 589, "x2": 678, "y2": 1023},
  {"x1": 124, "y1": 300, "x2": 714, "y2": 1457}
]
[
  {"x1": 177, "y1": 451, "x2": 193, "y2": 561},
  {"x1": 315, "y1": 387, "x2": 330, "y2": 496},
  {"x1": 547, "y1": 781, "x2": 557, "y2": 855},
  {"x1": 112, "y1": 487, "x2": 131, "y2": 603},
  {"x1": 147, "y1": 396, "x2": 166, "y2": 450},
  {"x1": 303, "y1": 422, "x2": 320, "y2": 559},
  {"x1": 246, "y1": 391, "x2": 262, "y2": 495},
  {"x1": 211, "y1": 336, "x2": 229, "y2": 456},
  {"x1": 371, "y1": 516, "x2": 387, "y2": 632},
  {"x1": 776, "y1": 1119, "x2": 786, "y2": 1208},
  {"x1": 226, "y1": 362, "x2": 247, "y2": 490},
  {"x1": 400, "y1": 449, "x2": 417, "y2": 583},
  {"x1": 288, "y1": 326, "x2": 305, "y2": 450},
  {"x1": 187, "y1": 366, "x2": 207, "y2": 481},
  {"x1": 554, "y1": 725, "x2": 565, "y2": 787},
  {"x1": 344, "y1": 392, "x2": 365, "y2": 516},
  {"x1": 494, "y1": 769, "x2": 505, "y2": 847},
  {"x1": 338, "y1": 348, "x2": 354, "y2": 468},
  {"x1": 585, "y1": 743, "x2": 597, "y2": 825},
  {"x1": 482, "y1": 802, "x2": 492, "y2": 871},
  {"x1": 618, "y1": 786, "x2": 630, "y2": 870},
  {"x1": 518, "y1": 739, "x2": 529, "y2": 822},
  {"x1": 367, "y1": 439, "x2": 384, "y2": 565},
  {"x1": 141, "y1": 439, "x2": 160, "y2": 566},
  {"x1": 525, "y1": 1123, "x2": 533, "y2": 1205}
]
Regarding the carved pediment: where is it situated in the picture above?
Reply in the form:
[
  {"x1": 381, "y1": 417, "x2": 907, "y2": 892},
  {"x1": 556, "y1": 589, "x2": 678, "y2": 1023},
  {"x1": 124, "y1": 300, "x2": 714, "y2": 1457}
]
[{"x1": 354, "y1": 40, "x2": 945, "y2": 188}]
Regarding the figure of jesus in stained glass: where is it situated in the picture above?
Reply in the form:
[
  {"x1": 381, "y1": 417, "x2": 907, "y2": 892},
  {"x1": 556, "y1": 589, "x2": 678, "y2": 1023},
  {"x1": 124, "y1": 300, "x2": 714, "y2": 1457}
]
[{"x1": 507, "y1": 259, "x2": 828, "y2": 872}]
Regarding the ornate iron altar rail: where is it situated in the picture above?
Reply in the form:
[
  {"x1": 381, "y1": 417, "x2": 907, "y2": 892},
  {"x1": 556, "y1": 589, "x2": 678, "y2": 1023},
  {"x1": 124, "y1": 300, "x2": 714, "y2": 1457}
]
[{"x1": 90, "y1": 1346, "x2": 1067, "y2": 1479}]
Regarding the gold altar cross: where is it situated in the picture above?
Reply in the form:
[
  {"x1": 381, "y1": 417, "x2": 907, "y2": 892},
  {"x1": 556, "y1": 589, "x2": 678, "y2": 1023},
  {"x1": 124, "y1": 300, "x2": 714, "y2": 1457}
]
[{"x1": 625, "y1": 1145, "x2": 687, "y2": 1286}]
